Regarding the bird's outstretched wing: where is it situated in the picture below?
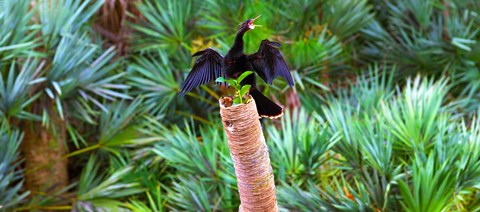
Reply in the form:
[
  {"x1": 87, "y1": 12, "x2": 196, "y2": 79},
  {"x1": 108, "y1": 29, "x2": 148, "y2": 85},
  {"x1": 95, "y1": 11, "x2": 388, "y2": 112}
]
[
  {"x1": 247, "y1": 39, "x2": 294, "y2": 87},
  {"x1": 179, "y1": 48, "x2": 224, "y2": 95}
]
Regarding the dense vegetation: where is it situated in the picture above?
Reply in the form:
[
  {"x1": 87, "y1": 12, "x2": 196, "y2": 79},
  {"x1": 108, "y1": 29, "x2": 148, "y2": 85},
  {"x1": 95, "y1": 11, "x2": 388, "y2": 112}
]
[{"x1": 1, "y1": 0, "x2": 480, "y2": 211}]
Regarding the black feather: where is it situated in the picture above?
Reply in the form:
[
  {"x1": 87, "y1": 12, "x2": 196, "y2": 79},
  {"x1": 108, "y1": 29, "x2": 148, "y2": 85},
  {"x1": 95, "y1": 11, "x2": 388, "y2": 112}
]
[
  {"x1": 179, "y1": 48, "x2": 224, "y2": 95},
  {"x1": 247, "y1": 39, "x2": 294, "y2": 87},
  {"x1": 250, "y1": 89, "x2": 283, "y2": 118},
  {"x1": 179, "y1": 19, "x2": 294, "y2": 120}
]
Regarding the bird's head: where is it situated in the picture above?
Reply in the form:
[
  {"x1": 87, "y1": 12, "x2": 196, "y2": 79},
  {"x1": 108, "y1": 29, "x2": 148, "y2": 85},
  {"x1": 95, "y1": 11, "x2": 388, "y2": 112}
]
[{"x1": 238, "y1": 15, "x2": 261, "y2": 32}]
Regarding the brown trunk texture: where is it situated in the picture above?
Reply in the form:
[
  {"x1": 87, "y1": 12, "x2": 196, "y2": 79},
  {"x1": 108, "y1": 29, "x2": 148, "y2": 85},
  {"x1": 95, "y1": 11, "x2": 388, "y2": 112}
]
[
  {"x1": 219, "y1": 96, "x2": 278, "y2": 212},
  {"x1": 23, "y1": 116, "x2": 68, "y2": 194}
]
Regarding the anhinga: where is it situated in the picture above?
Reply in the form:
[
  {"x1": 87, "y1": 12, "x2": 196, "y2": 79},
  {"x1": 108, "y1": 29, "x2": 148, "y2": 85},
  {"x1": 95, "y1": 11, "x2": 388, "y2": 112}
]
[{"x1": 179, "y1": 16, "x2": 294, "y2": 119}]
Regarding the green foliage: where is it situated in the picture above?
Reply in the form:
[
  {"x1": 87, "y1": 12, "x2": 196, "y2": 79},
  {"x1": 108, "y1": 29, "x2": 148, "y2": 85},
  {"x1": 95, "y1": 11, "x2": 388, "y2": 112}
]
[
  {"x1": 268, "y1": 109, "x2": 339, "y2": 185},
  {"x1": 166, "y1": 176, "x2": 214, "y2": 211},
  {"x1": 2, "y1": 0, "x2": 480, "y2": 211},
  {"x1": 383, "y1": 77, "x2": 448, "y2": 153},
  {"x1": 289, "y1": 26, "x2": 343, "y2": 72},
  {"x1": 0, "y1": 124, "x2": 29, "y2": 211},
  {"x1": 277, "y1": 183, "x2": 330, "y2": 211},
  {"x1": 97, "y1": 99, "x2": 143, "y2": 151},
  {"x1": 277, "y1": 71, "x2": 480, "y2": 211},
  {"x1": 216, "y1": 71, "x2": 253, "y2": 104},
  {"x1": 0, "y1": 59, "x2": 43, "y2": 120},
  {"x1": 361, "y1": 0, "x2": 480, "y2": 91},
  {"x1": 132, "y1": 0, "x2": 196, "y2": 57},
  {"x1": 76, "y1": 155, "x2": 144, "y2": 211},
  {"x1": 278, "y1": 178, "x2": 374, "y2": 211},
  {"x1": 127, "y1": 52, "x2": 178, "y2": 117},
  {"x1": 324, "y1": 0, "x2": 373, "y2": 39},
  {"x1": 398, "y1": 155, "x2": 456, "y2": 212},
  {"x1": 0, "y1": 0, "x2": 37, "y2": 60},
  {"x1": 48, "y1": 33, "x2": 130, "y2": 114},
  {"x1": 152, "y1": 122, "x2": 230, "y2": 178},
  {"x1": 149, "y1": 120, "x2": 238, "y2": 210},
  {"x1": 39, "y1": 0, "x2": 104, "y2": 48},
  {"x1": 125, "y1": 179, "x2": 165, "y2": 212}
]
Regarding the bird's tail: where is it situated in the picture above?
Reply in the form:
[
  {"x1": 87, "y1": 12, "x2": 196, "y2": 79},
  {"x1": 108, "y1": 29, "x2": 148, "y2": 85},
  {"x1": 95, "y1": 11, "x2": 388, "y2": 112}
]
[{"x1": 249, "y1": 89, "x2": 283, "y2": 119}]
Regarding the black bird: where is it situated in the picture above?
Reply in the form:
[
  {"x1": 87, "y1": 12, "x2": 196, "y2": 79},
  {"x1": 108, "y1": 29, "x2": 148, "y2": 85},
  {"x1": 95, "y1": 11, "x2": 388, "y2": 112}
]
[{"x1": 179, "y1": 16, "x2": 294, "y2": 119}]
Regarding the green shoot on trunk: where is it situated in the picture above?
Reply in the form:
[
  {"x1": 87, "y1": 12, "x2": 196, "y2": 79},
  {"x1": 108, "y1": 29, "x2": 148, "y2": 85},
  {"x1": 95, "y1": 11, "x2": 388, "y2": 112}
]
[{"x1": 216, "y1": 71, "x2": 253, "y2": 105}]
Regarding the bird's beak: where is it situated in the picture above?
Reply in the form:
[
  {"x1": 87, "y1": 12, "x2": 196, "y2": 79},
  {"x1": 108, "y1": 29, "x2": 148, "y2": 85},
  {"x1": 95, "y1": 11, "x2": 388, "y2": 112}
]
[
  {"x1": 252, "y1": 15, "x2": 261, "y2": 22},
  {"x1": 249, "y1": 15, "x2": 262, "y2": 29}
]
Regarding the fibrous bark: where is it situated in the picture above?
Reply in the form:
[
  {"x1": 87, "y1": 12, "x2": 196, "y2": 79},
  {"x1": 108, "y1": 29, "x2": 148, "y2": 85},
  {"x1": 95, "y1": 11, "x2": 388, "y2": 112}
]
[
  {"x1": 219, "y1": 96, "x2": 278, "y2": 212},
  {"x1": 23, "y1": 113, "x2": 68, "y2": 194}
]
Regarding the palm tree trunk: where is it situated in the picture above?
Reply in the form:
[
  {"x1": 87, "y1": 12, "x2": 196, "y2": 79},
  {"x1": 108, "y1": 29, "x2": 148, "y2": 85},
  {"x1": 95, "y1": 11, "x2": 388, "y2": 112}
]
[
  {"x1": 219, "y1": 96, "x2": 278, "y2": 212},
  {"x1": 22, "y1": 110, "x2": 68, "y2": 194}
]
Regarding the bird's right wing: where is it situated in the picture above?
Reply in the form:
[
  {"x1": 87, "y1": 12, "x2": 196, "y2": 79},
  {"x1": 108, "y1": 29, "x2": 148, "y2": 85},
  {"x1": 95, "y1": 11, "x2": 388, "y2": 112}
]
[
  {"x1": 179, "y1": 48, "x2": 224, "y2": 95},
  {"x1": 247, "y1": 39, "x2": 294, "y2": 87}
]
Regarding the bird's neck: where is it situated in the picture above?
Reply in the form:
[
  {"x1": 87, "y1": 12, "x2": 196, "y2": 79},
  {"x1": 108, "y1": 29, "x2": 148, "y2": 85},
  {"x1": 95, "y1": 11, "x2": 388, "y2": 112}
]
[{"x1": 229, "y1": 30, "x2": 247, "y2": 56}]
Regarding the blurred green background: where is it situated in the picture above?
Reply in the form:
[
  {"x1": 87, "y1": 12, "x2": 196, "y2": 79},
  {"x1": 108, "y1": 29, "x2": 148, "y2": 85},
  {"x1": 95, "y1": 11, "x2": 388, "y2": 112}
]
[{"x1": 1, "y1": 0, "x2": 480, "y2": 211}]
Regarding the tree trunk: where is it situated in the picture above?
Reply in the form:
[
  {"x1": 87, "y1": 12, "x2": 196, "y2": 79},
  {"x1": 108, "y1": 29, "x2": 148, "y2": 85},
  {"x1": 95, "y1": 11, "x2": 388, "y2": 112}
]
[
  {"x1": 219, "y1": 96, "x2": 278, "y2": 212},
  {"x1": 22, "y1": 112, "x2": 68, "y2": 194}
]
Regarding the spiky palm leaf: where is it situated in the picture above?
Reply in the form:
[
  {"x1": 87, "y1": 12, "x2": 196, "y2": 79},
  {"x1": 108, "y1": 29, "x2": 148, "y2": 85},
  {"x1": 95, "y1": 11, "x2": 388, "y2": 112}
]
[
  {"x1": 0, "y1": 0, "x2": 38, "y2": 60},
  {"x1": 39, "y1": 0, "x2": 104, "y2": 48},
  {"x1": 0, "y1": 124, "x2": 29, "y2": 211},
  {"x1": 127, "y1": 52, "x2": 177, "y2": 117},
  {"x1": 268, "y1": 109, "x2": 339, "y2": 186},
  {"x1": 131, "y1": 0, "x2": 196, "y2": 56},
  {"x1": 76, "y1": 155, "x2": 144, "y2": 211},
  {"x1": 0, "y1": 59, "x2": 43, "y2": 120}
]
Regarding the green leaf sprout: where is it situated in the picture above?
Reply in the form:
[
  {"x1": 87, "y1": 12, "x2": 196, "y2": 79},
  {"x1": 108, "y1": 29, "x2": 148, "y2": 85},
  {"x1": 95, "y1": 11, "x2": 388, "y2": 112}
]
[{"x1": 216, "y1": 71, "x2": 253, "y2": 105}]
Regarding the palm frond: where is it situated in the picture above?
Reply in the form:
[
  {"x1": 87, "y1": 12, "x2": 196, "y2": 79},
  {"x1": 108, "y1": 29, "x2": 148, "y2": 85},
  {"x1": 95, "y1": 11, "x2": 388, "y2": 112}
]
[
  {"x1": 289, "y1": 26, "x2": 343, "y2": 71},
  {"x1": 454, "y1": 117, "x2": 480, "y2": 191},
  {"x1": 398, "y1": 155, "x2": 456, "y2": 212},
  {"x1": 382, "y1": 77, "x2": 449, "y2": 153},
  {"x1": 127, "y1": 52, "x2": 177, "y2": 117},
  {"x1": 323, "y1": 0, "x2": 374, "y2": 39},
  {"x1": 98, "y1": 98, "x2": 143, "y2": 151},
  {"x1": 45, "y1": 33, "x2": 130, "y2": 121},
  {"x1": 0, "y1": 58, "x2": 44, "y2": 120},
  {"x1": 76, "y1": 154, "x2": 144, "y2": 210},
  {"x1": 268, "y1": 109, "x2": 339, "y2": 185},
  {"x1": 131, "y1": 0, "x2": 195, "y2": 55},
  {"x1": 0, "y1": 124, "x2": 29, "y2": 211},
  {"x1": 152, "y1": 121, "x2": 231, "y2": 179},
  {"x1": 277, "y1": 183, "x2": 330, "y2": 211},
  {"x1": 39, "y1": 0, "x2": 104, "y2": 48},
  {"x1": 149, "y1": 119, "x2": 239, "y2": 210},
  {"x1": 125, "y1": 168, "x2": 166, "y2": 212},
  {"x1": 278, "y1": 178, "x2": 374, "y2": 211},
  {"x1": 165, "y1": 176, "x2": 212, "y2": 211},
  {"x1": 0, "y1": 0, "x2": 38, "y2": 60},
  {"x1": 288, "y1": 25, "x2": 343, "y2": 97}
]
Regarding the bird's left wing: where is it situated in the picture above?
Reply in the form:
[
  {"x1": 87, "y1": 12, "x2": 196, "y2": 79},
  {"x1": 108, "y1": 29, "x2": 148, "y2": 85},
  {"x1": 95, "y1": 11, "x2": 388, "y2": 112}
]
[
  {"x1": 179, "y1": 48, "x2": 224, "y2": 95},
  {"x1": 247, "y1": 39, "x2": 294, "y2": 87}
]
